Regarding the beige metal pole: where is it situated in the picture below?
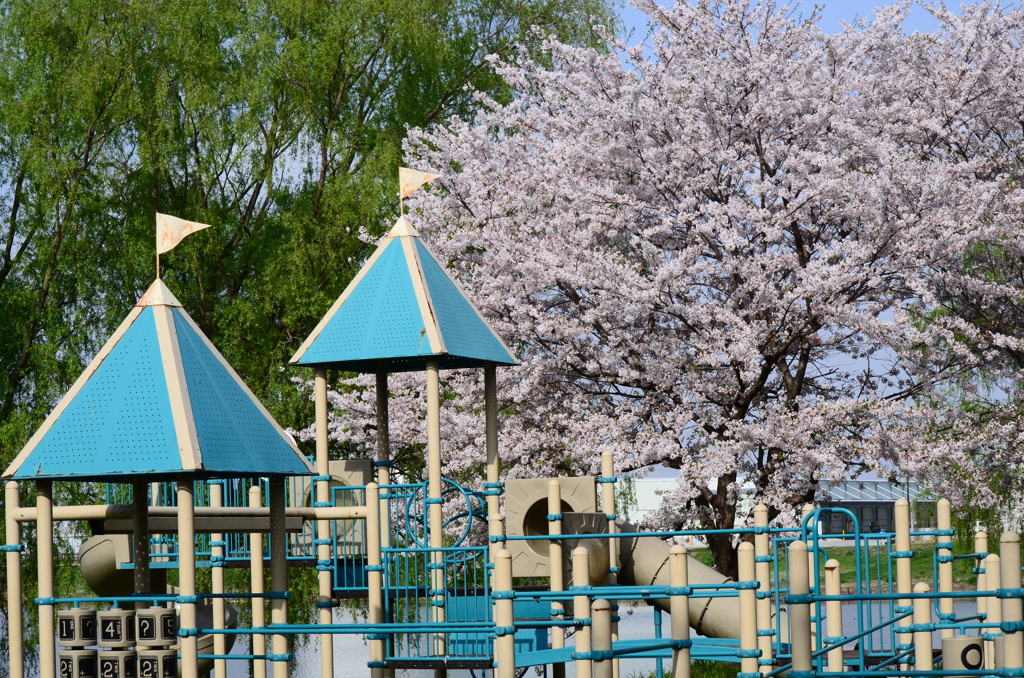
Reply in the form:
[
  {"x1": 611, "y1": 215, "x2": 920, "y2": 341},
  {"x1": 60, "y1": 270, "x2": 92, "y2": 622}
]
[
  {"x1": 37, "y1": 479, "x2": 56, "y2": 678},
  {"x1": 366, "y1": 482, "x2": 385, "y2": 678},
  {"x1": 802, "y1": 503, "x2": 817, "y2": 655},
  {"x1": 1001, "y1": 533, "x2": 1023, "y2": 672},
  {"x1": 788, "y1": 540, "x2": 812, "y2": 675},
  {"x1": 132, "y1": 478, "x2": 151, "y2": 611},
  {"x1": 375, "y1": 360, "x2": 391, "y2": 548},
  {"x1": 314, "y1": 365, "x2": 335, "y2": 678},
  {"x1": 485, "y1": 363, "x2": 500, "y2": 521},
  {"x1": 495, "y1": 548, "x2": 515, "y2": 678},
  {"x1": 913, "y1": 582, "x2": 933, "y2": 671},
  {"x1": 250, "y1": 485, "x2": 267, "y2": 678},
  {"x1": 5, "y1": 481, "x2": 23, "y2": 678},
  {"x1": 894, "y1": 498, "x2": 912, "y2": 670},
  {"x1": 375, "y1": 361, "x2": 396, "y2": 678},
  {"x1": 211, "y1": 482, "x2": 226, "y2": 678},
  {"x1": 986, "y1": 554, "x2": 1002, "y2": 671},
  {"x1": 600, "y1": 451, "x2": 619, "y2": 678},
  {"x1": 937, "y1": 499, "x2": 954, "y2": 640},
  {"x1": 269, "y1": 477, "x2": 289, "y2": 678},
  {"x1": 976, "y1": 530, "x2": 989, "y2": 632},
  {"x1": 246, "y1": 485, "x2": 266, "y2": 678},
  {"x1": 426, "y1": 357, "x2": 446, "y2": 671},
  {"x1": 738, "y1": 543, "x2": 758, "y2": 676},
  {"x1": 753, "y1": 504, "x2": 773, "y2": 674},
  {"x1": 573, "y1": 546, "x2": 593, "y2": 678},
  {"x1": 489, "y1": 514, "x2": 504, "y2": 563},
  {"x1": 824, "y1": 559, "x2": 843, "y2": 672},
  {"x1": 152, "y1": 481, "x2": 163, "y2": 565},
  {"x1": 548, "y1": 480, "x2": 566, "y2": 678},
  {"x1": 178, "y1": 475, "x2": 199, "y2": 678},
  {"x1": 592, "y1": 599, "x2": 612, "y2": 678},
  {"x1": 669, "y1": 545, "x2": 691, "y2": 678}
]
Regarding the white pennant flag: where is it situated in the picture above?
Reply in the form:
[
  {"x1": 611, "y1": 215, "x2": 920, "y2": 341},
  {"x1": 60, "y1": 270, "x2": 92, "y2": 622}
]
[
  {"x1": 399, "y1": 167, "x2": 441, "y2": 199},
  {"x1": 156, "y1": 213, "x2": 212, "y2": 254}
]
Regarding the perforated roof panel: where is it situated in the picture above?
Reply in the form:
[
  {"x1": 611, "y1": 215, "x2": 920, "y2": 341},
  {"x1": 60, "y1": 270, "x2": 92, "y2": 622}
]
[
  {"x1": 4, "y1": 279, "x2": 313, "y2": 480},
  {"x1": 414, "y1": 240, "x2": 516, "y2": 366},
  {"x1": 174, "y1": 309, "x2": 310, "y2": 475},
  {"x1": 296, "y1": 238, "x2": 429, "y2": 366},
  {"x1": 13, "y1": 307, "x2": 182, "y2": 478},
  {"x1": 290, "y1": 216, "x2": 517, "y2": 373}
]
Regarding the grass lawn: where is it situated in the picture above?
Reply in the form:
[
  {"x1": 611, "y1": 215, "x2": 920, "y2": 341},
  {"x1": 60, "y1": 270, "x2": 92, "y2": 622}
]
[
  {"x1": 625, "y1": 661, "x2": 739, "y2": 678},
  {"x1": 685, "y1": 538, "x2": 980, "y2": 589}
]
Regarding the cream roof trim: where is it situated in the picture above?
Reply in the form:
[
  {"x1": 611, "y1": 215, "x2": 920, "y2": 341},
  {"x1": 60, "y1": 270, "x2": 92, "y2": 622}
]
[
  {"x1": 153, "y1": 305, "x2": 202, "y2": 470},
  {"x1": 137, "y1": 279, "x2": 183, "y2": 307},
  {"x1": 402, "y1": 235, "x2": 445, "y2": 355}
]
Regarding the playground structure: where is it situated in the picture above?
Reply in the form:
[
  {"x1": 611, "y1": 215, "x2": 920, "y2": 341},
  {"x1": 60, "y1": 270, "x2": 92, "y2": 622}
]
[{"x1": 3, "y1": 211, "x2": 1024, "y2": 678}]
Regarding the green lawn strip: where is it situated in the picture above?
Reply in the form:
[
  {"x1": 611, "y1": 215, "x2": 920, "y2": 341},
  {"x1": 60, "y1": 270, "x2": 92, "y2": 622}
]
[
  {"x1": 685, "y1": 539, "x2": 979, "y2": 590},
  {"x1": 624, "y1": 660, "x2": 740, "y2": 678}
]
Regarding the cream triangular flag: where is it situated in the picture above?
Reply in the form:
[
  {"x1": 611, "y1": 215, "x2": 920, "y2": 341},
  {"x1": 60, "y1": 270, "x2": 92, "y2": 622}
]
[
  {"x1": 399, "y1": 167, "x2": 441, "y2": 199},
  {"x1": 156, "y1": 213, "x2": 212, "y2": 254}
]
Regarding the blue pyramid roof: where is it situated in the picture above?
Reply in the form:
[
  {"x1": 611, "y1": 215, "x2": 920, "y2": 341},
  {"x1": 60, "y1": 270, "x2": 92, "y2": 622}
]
[
  {"x1": 289, "y1": 216, "x2": 518, "y2": 373},
  {"x1": 3, "y1": 281, "x2": 313, "y2": 481}
]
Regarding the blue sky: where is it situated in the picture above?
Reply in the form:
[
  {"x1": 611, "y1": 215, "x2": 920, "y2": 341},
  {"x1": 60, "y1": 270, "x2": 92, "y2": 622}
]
[{"x1": 618, "y1": 0, "x2": 949, "y2": 44}]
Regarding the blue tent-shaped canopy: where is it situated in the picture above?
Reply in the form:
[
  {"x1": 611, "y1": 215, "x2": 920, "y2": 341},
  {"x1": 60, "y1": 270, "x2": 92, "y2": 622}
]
[
  {"x1": 289, "y1": 216, "x2": 518, "y2": 373},
  {"x1": 3, "y1": 280, "x2": 314, "y2": 481}
]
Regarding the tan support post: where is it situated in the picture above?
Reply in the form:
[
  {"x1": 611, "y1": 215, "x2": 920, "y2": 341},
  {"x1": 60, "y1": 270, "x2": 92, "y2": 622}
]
[
  {"x1": 269, "y1": 476, "x2": 289, "y2": 678},
  {"x1": 1001, "y1": 533, "x2": 1023, "y2": 672},
  {"x1": 669, "y1": 545, "x2": 691, "y2": 678},
  {"x1": 38, "y1": 480, "x2": 56, "y2": 678},
  {"x1": 485, "y1": 363, "x2": 500, "y2": 521},
  {"x1": 151, "y1": 481, "x2": 163, "y2": 565},
  {"x1": 375, "y1": 361, "x2": 395, "y2": 678},
  {"x1": 210, "y1": 482, "x2": 226, "y2": 678},
  {"x1": 937, "y1": 499, "x2": 954, "y2": 640},
  {"x1": 366, "y1": 482, "x2": 385, "y2": 678},
  {"x1": 913, "y1": 582, "x2": 933, "y2": 671},
  {"x1": 178, "y1": 476, "x2": 199, "y2": 678},
  {"x1": 824, "y1": 559, "x2": 843, "y2": 672},
  {"x1": 802, "y1": 503, "x2": 817, "y2": 655},
  {"x1": 132, "y1": 478, "x2": 151, "y2": 611},
  {"x1": 314, "y1": 371, "x2": 339, "y2": 676},
  {"x1": 592, "y1": 599, "x2": 613, "y2": 678},
  {"x1": 495, "y1": 548, "x2": 515, "y2": 678},
  {"x1": 489, "y1": 514, "x2": 504, "y2": 562},
  {"x1": 738, "y1": 543, "x2": 758, "y2": 676},
  {"x1": 548, "y1": 480, "x2": 566, "y2": 678},
  {"x1": 986, "y1": 554, "x2": 1002, "y2": 671},
  {"x1": 977, "y1": 530, "x2": 989, "y2": 632},
  {"x1": 250, "y1": 485, "x2": 267, "y2": 678},
  {"x1": 600, "y1": 451, "x2": 619, "y2": 678},
  {"x1": 426, "y1": 357, "x2": 446, "y2": 672},
  {"x1": 6, "y1": 481, "x2": 23, "y2": 678},
  {"x1": 788, "y1": 540, "x2": 812, "y2": 675},
  {"x1": 573, "y1": 547, "x2": 593, "y2": 678},
  {"x1": 753, "y1": 504, "x2": 773, "y2": 673},
  {"x1": 894, "y1": 498, "x2": 912, "y2": 670},
  {"x1": 314, "y1": 366, "x2": 335, "y2": 678}
]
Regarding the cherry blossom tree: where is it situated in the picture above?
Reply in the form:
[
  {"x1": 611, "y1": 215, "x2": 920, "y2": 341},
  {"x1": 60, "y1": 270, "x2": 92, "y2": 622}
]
[{"x1": 297, "y1": 0, "x2": 1024, "y2": 575}]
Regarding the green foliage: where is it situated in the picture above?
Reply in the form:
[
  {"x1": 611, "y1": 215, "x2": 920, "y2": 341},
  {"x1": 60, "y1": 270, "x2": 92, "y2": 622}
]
[{"x1": 0, "y1": 0, "x2": 617, "y2": 665}]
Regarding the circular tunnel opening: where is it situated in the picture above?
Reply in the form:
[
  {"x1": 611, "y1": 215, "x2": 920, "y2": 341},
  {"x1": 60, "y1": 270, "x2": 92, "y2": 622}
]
[{"x1": 523, "y1": 498, "x2": 573, "y2": 556}]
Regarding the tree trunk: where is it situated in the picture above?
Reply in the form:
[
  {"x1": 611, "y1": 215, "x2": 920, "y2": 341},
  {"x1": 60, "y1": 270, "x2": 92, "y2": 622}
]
[{"x1": 706, "y1": 532, "x2": 739, "y2": 581}]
